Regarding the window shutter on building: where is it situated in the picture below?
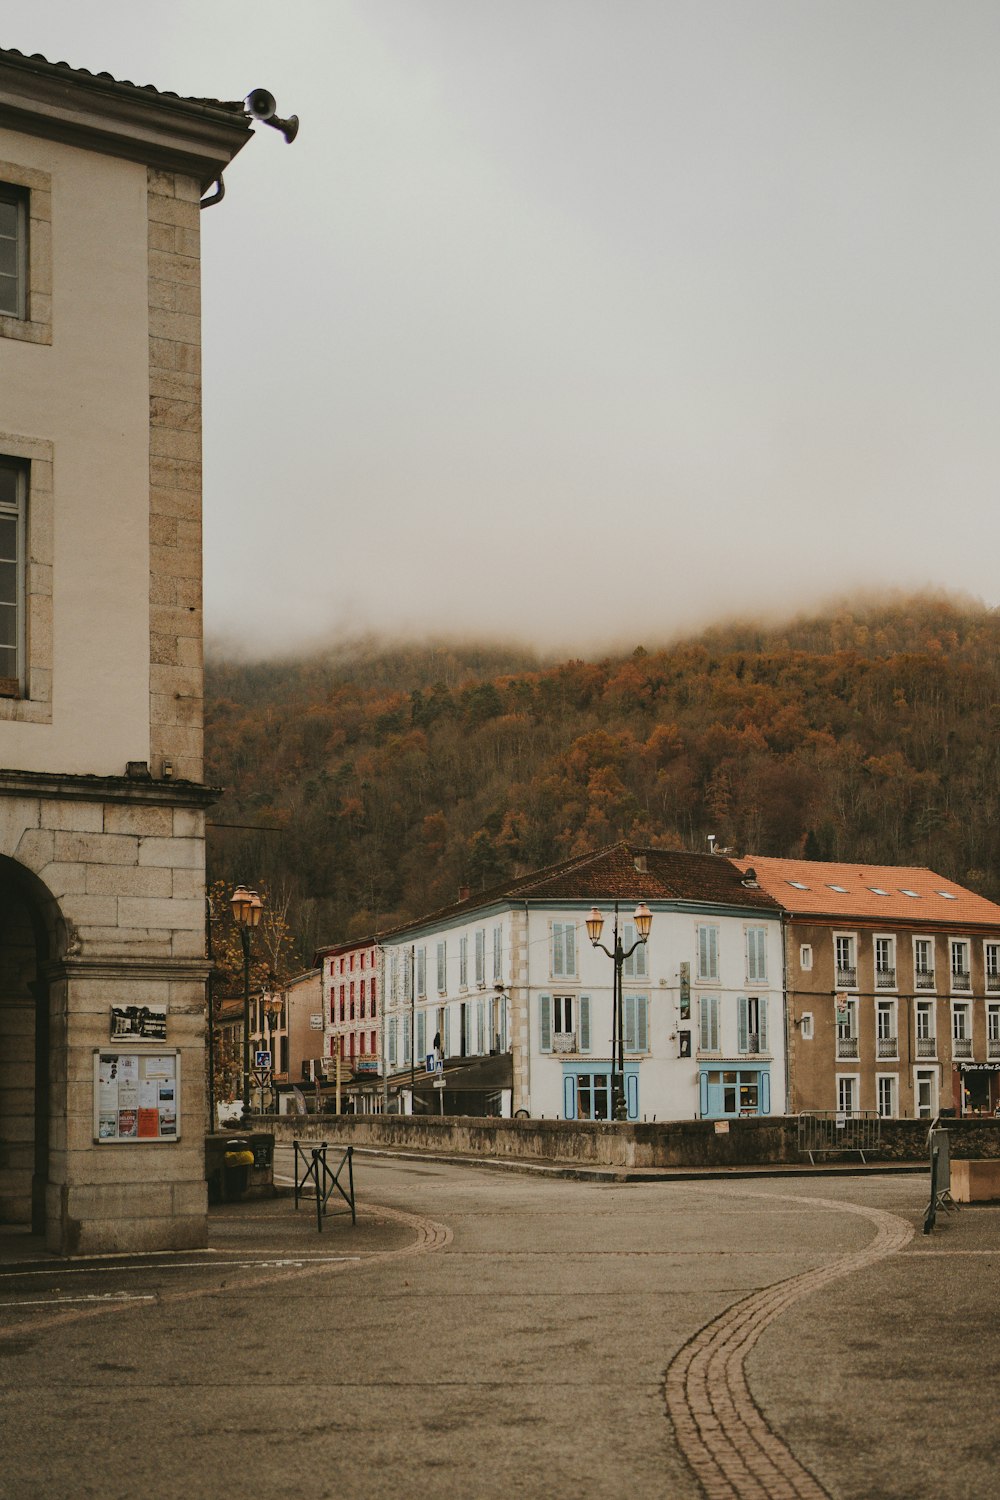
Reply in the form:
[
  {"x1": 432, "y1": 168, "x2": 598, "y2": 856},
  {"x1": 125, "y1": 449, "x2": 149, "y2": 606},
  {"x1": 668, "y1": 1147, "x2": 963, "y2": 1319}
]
[
  {"x1": 563, "y1": 1074, "x2": 576, "y2": 1119},
  {"x1": 626, "y1": 1072, "x2": 639, "y2": 1120},
  {"x1": 579, "y1": 995, "x2": 591, "y2": 1053},
  {"x1": 759, "y1": 998, "x2": 768, "y2": 1052},
  {"x1": 738, "y1": 996, "x2": 748, "y2": 1053},
  {"x1": 437, "y1": 941, "x2": 446, "y2": 992},
  {"x1": 700, "y1": 995, "x2": 719, "y2": 1051},
  {"x1": 624, "y1": 995, "x2": 648, "y2": 1052},
  {"x1": 761, "y1": 1072, "x2": 771, "y2": 1114},
  {"x1": 416, "y1": 1010, "x2": 426, "y2": 1060},
  {"x1": 443, "y1": 1006, "x2": 451, "y2": 1057},
  {"x1": 540, "y1": 994, "x2": 552, "y2": 1053},
  {"x1": 477, "y1": 999, "x2": 485, "y2": 1053}
]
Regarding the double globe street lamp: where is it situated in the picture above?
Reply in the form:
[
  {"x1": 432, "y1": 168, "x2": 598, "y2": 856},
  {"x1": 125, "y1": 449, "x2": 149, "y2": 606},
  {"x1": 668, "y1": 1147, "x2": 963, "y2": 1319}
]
[
  {"x1": 586, "y1": 900, "x2": 653, "y2": 1120},
  {"x1": 231, "y1": 884, "x2": 264, "y2": 1117}
]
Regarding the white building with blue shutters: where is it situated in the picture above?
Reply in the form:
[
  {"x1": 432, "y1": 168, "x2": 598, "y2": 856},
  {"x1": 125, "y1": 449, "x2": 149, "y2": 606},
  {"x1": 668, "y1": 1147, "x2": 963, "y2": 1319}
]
[{"x1": 378, "y1": 843, "x2": 786, "y2": 1123}]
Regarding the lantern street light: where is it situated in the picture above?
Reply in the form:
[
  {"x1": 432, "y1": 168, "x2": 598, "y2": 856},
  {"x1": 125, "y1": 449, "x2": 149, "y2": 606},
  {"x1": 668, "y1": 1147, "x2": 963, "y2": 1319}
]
[
  {"x1": 230, "y1": 884, "x2": 264, "y2": 1118},
  {"x1": 586, "y1": 900, "x2": 653, "y2": 1120}
]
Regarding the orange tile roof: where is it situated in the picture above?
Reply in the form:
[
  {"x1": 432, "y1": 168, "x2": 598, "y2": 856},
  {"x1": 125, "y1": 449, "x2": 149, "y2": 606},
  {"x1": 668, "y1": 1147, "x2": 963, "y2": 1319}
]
[{"x1": 733, "y1": 857, "x2": 1000, "y2": 928}]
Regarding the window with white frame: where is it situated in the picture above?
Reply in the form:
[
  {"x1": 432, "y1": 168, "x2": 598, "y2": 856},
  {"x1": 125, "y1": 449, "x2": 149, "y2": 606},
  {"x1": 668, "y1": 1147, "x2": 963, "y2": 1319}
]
[
  {"x1": 914, "y1": 1067, "x2": 937, "y2": 1119},
  {"x1": 985, "y1": 942, "x2": 1000, "y2": 993},
  {"x1": 746, "y1": 927, "x2": 767, "y2": 983},
  {"x1": 738, "y1": 995, "x2": 768, "y2": 1054},
  {"x1": 799, "y1": 944, "x2": 813, "y2": 971},
  {"x1": 915, "y1": 1000, "x2": 936, "y2": 1058},
  {"x1": 0, "y1": 457, "x2": 25, "y2": 695},
  {"x1": 622, "y1": 921, "x2": 648, "y2": 978},
  {"x1": 876, "y1": 1074, "x2": 897, "y2": 1119},
  {"x1": 988, "y1": 1003, "x2": 1000, "y2": 1058},
  {"x1": 874, "y1": 935, "x2": 896, "y2": 989},
  {"x1": 436, "y1": 940, "x2": 446, "y2": 993},
  {"x1": 552, "y1": 921, "x2": 577, "y2": 978},
  {"x1": 876, "y1": 1000, "x2": 897, "y2": 1059},
  {"x1": 539, "y1": 994, "x2": 590, "y2": 1054},
  {"x1": 475, "y1": 928, "x2": 486, "y2": 986},
  {"x1": 697, "y1": 925, "x2": 719, "y2": 981},
  {"x1": 835, "y1": 996, "x2": 858, "y2": 1058},
  {"x1": 699, "y1": 994, "x2": 720, "y2": 1052},
  {"x1": 914, "y1": 937, "x2": 935, "y2": 989},
  {"x1": 800, "y1": 1012, "x2": 814, "y2": 1040},
  {"x1": 834, "y1": 933, "x2": 857, "y2": 988},
  {"x1": 836, "y1": 1074, "x2": 859, "y2": 1115},
  {"x1": 951, "y1": 939, "x2": 971, "y2": 990},
  {"x1": 952, "y1": 1001, "x2": 973, "y2": 1058}
]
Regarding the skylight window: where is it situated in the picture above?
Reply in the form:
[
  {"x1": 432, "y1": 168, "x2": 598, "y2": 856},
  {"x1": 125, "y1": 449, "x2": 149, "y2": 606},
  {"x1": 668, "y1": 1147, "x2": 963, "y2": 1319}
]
[
  {"x1": 900, "y1": 889, "x2": 920, "y2": 898},
  {"x1": 937, "y1": 890, "x2": 958, "y2": 901},
  {"x1": 868, "y1": 887, "x2": 889, "y2": 896},
  {"x1": 787, "y1": 881, "x2": 810, "y2": 890},
  {"x1": 827, "y1": 884, "x2": 848, "y2": 893}
]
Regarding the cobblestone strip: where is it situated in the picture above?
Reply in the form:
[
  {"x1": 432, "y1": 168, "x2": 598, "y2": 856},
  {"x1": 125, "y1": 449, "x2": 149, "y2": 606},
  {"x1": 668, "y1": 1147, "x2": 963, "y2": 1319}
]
[{"x1": 664, "y1": 1194, "x2": 914, "y2": 1500}]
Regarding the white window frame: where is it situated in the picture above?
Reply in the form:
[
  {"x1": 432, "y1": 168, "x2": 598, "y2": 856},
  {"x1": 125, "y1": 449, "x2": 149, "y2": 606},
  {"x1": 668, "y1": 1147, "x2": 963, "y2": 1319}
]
[
  {"x1": 950, "y1": 939, "x2": 971, "y2": 991},
  {"x1": 623, "y1": 993, "x2": 649, "y2": 1054},
  {"x1": 699, "y1": 994, "x2": 720, "y2": 1053},
  {"x1": 913, "y1": 1066, "x2": 938, "y2": 1120},
  {"x1": 836, "y1": 1073, "x2": 859, "y2": 1115},
  {"x1": 799, "y1": 944, "x2": 813, "y2": 972},
  {"x1": 800, "y1": 1011, "x2": 814, "y2": 1040},
  {"x1": 834, "y1": 932, "x2": 857, "y2": 988},
  {"x1": 915, "y1": 999, "x2": 936, "y2": 1059},
  {"x1": 913, "y1": 936, "x2": 935, "y2": 989},
  {"x1": 622, "y1": 921, "x2": 648, "y2": 978},
  {"x1": 835, "y1": 996, "x2": 859, "y2": 1058},
  {"x1": 876, "y1": 1073, "x2": 897, "y2": 1119},
  {"x1": 0, "y1": 455, "x2": 25, "y2": 694},
  {"x1": 696, "y1": 925, "x2": 719, "y2": 982},
  {"x1": 875, "y1": 999, "x2": 898, "y2": 1060},
  {"x1": 874, "y1": 934, "x2": 896, "y2": 990}
]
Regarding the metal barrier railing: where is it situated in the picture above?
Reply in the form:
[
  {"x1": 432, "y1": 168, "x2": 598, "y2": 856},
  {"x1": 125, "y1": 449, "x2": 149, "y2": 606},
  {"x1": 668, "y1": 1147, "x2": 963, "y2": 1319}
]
[
  {"x1": 797, "y1": 1111, "x2": 882, "y2": 1164},
  {"x1": 293, "y1": 1141, "x2": 356, "y2": 1232}
]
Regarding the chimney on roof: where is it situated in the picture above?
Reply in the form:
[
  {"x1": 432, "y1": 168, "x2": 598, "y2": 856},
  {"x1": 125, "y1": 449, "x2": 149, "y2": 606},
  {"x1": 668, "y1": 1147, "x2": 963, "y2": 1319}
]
[
  {"x1": 459, "y1": 886, "x2": 469, "y2": 903},
  {"x1": 741, "y1": 867, "x2": 758, "y2": 888},
  {"x1": 634, "y1": 854, "x2": 648, "y2": 874}
]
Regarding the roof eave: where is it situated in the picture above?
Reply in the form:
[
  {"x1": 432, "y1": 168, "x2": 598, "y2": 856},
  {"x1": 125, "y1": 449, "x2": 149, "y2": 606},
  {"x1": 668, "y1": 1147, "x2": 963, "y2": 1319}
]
[{"x1": 0, "y1": 52, "x2": 252, "y2": 189}]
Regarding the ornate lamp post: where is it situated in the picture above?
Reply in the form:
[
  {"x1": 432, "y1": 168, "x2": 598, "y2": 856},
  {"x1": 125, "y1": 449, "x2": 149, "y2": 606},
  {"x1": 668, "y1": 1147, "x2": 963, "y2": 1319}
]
[
  {"x1": 231, "y1": 884, "x2": 264, "y2": 1118},
  {"x1": 585, "y1": 901, "x2": 653, "y2": 1120}
]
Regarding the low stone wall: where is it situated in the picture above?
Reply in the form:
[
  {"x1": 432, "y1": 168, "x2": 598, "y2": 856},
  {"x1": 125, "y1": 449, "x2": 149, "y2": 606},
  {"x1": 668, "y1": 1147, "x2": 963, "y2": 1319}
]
[{"x1": 253, "y1": 1113, "x2": 1000, "y2": 1169}]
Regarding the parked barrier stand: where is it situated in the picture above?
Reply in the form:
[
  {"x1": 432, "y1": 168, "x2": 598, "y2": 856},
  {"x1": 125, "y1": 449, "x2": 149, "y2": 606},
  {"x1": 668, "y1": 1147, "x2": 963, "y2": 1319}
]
[
  {"x1": 293, "y1": 1140, "x2": 356, "y2": 1232},
  {"x1": 797, "y1": 1111, "x2": 881, "y2": 1165},
  {"x1": 924, "y1": 1120, "x2": 958, "y2": 1234}
]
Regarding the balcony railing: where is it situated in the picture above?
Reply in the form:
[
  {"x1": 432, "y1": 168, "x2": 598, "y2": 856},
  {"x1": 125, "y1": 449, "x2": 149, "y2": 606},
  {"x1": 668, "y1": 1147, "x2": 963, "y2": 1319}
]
[
  {"x1": 989, "y1": 1036, "x2": 1000, "y2": 1059},
  {"x1": 836, "y1": 1035, "x2": 859, "y2": 1059},
  {"x1": 875, "y1": 968, "x2": 896, "y2": 989},
  {"x1": 952, "y1": 1036, "x2": 973, "y2": 1059},
  {"x1": 914, "y1": 970, "x2": 936, "y2": 991},
  {"x1": 952, "y1": 970, "x2": 971, "y2": 990},
  {"x1": 916, "y1": 1036, "x2": 936, "y2": 1058},
  {"x1": 745, "y1": 1033, "x2": 760, "y2": 1055},
  {"x1": 836, "y1": 967, "x2": 857, "y2": 989},
  {"x1": 987, "y1": 973, "x2": 1000, "y2": 993},
  {"x1": 553, "y1": 1032, "x2": 577, "y2": 1054},
  {"x1": 877, "y1": 1036, "x2": 898, "y2": 1058}
]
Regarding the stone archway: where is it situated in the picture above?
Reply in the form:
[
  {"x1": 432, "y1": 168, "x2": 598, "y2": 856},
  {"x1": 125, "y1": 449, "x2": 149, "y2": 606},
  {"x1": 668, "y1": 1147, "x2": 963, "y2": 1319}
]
[{"x1": 0, "y1": 855, "x2": 63, "y2": 1234}]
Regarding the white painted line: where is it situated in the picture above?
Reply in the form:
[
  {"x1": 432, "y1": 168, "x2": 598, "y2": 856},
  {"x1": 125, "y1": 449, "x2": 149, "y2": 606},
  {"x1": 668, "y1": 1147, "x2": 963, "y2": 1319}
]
[
  {"x1": 1, "y1": 1255, "x2": 362, "y2": 1280},
  {"x1": 2, "y1": 1293, "x2": 157, "y2": 1308}
]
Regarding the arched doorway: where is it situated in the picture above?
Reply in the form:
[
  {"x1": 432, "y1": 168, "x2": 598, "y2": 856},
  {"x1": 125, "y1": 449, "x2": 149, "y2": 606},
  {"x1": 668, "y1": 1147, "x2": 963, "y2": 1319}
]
[{"x1": 0, "y1": 856, "x2": 62, "y2": 1235}]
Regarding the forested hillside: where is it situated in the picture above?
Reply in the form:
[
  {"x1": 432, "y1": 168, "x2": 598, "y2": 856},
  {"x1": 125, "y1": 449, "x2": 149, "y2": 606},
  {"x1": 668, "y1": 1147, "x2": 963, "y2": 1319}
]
[{"x1": 204, "y1": 597, "x2": 1000, "y2": 966}]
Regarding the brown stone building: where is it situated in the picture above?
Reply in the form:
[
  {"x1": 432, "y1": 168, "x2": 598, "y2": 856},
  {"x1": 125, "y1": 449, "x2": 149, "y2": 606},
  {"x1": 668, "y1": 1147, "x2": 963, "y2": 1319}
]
[
  {"x1": 735, "y1": 857, "x2": 1000, "y2": 1119},
  {"x1": 0, "y1": 48, "x2": 264, "y2": 1252}
]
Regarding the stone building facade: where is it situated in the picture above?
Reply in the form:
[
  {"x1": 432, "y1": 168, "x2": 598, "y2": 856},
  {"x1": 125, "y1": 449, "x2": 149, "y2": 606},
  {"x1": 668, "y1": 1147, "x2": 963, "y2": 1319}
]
[{"x1": 0, "y1": 49, "x2": 254, "y2": 1253}]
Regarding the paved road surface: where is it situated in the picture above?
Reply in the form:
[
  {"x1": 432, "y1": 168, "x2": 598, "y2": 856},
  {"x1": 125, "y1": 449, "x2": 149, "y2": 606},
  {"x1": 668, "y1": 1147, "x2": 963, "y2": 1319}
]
[{"x1": 0, "y1": 1155, "x2": 993, "y2": 1499}]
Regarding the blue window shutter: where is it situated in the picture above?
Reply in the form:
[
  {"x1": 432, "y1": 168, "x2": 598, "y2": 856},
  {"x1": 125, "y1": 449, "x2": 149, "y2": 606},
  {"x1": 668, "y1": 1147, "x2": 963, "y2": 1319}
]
[
  {"x1": 565, "y1": 923, "x2": 575, "y2": 976},
  {"x1": 579, "y1": 995, "x2": 591, "y2": 1053},
  {"x1": 477, "y1": 999, "x2": 485, "y2": 1053},
  {"x1": 700, "y1": 996, "x2": 709, "y2": 1051},
  {"x1": 738, "y1": 996, "x2": 748, "y2": 1053},
  {"x1": 563, "y1": 1073, "x2": 577, "y2": 1119},
  {"x1": 761, "y1": 1071, "x2": 771, "y2": 1114},
  {"x1": 699, "y1": 1071, "x2": 709, "y2": 1116},
  {"x1": 624, "y1": 994, "x2": 635, "y2": 1053},
  {"x1": 637, "y1": 995, "x2": 648, "y2": 1052},
  {"x1": 759, "y1": 998, "x2": 768, "y2": 1052},
  {"x1": 416, "y1": 1011, "x2": 425, "y2": 1060},
  {"x1": 626, "y1": 1071, "x2": 639, "y2": 1120},
  {"x1": 444, "y1": 1007, "x2": 451, "y2": 1057},
  {"x1": 540, "y1": 994, "x2": 552, "y2": 1053}
]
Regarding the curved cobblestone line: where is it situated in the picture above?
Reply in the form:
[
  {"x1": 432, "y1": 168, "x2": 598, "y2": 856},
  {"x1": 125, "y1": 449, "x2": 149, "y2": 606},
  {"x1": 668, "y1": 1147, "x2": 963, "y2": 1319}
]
[
  {"x1": 665, "y1": 1195, "x2": 914, "y2": 1500},
  {"x1": 0, "y1": 1203, "x2": 453, "y2": 1342}
]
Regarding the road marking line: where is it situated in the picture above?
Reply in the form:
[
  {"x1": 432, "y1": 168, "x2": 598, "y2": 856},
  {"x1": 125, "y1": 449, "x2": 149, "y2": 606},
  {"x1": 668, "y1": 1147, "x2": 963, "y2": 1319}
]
[
  {"x1": 2, "y1": 1294, "x2": 157, "y2": 1307},
  {"x1": 0, "y1": 1256, "x2": 361, "y2": 1280}
]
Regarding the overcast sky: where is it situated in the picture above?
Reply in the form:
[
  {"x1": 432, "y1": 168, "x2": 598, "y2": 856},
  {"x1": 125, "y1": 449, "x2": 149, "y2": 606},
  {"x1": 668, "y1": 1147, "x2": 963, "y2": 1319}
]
[{"x1": 8, "y1": 3, "x2": 1000, "y2": 655}]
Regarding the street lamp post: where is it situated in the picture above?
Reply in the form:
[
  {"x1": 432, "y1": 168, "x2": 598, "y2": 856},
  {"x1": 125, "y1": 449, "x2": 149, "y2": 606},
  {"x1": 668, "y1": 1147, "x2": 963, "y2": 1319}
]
[
  {"x1": 585, "y1": 900, "x2": 652, "y2": 1121},
  {"x1": 231, "y1": 884, "x2": 264, "y2": 1119}
]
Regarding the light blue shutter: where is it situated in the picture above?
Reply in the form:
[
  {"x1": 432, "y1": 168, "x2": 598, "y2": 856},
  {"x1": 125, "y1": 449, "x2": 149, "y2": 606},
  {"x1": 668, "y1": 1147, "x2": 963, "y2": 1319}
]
[
  {"x1": 403, "y1": 1014, "x2": 411, "y2": 1064},
  {"x1": 563, "y1": 1074, "x2": 577, "y2": 1119},
  {"x1": 443, "y1": 1007, "x2": 451, "y2": 1057},
  {"x1": 494, "y1": 925, "x2": 502, "y2": 981},
  {"x1": 759, "y1": 998, "x2": 768, "y2": 1052},
  {"x1": 540, "y1": 994, "x2": 552, "y2": 1053},
  {"x1": 579, "y1": 995, "x2": 591, "y2": 1053},
  {"x1": 700, "y1": 996, "x2": 710, "y2": 1051},
  {"x1": 738, "y1": 996, "x2": 748, "y2": 1053},
  {"x1": 477, "y1": 999, "x2": 485, "y2": 1053},
  {"x1": 626, "y1": 1072, "x2": 639, "y2": 1120},
  {"x1": 699, "y1": 1071, "x2": 709, "y2": 1116},
  {"x1": 761, "y1": 1071, "x2": 771, "y2": 1114},
  {"x1": 416, "y1": 1010, "x2": 425, "y2": 1060},
  {"x1": 388, "y1": 1018, "x2": 397, "y2": 1066},
  {"x1": 552, "y1": 925, "x2": 564, "y2": 976},
  {"x1": 624, "y1": 995, "x2": 635, "y2": 1053},
  {"x1": 565, "y1": 923, "x2": 575, "y2": 976},
  {"x1": 698, "y1": 927, "x2": 708, "y2": 979},
  {"x1": 637, "y1": 995, "x2": 648, "y2": 1052}
]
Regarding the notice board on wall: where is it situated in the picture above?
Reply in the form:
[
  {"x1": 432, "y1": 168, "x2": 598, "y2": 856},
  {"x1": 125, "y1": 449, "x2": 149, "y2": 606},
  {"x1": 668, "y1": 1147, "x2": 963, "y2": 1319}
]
[{"x1": 94, "y1": 1051, "x2": 181, "y2": 1143}]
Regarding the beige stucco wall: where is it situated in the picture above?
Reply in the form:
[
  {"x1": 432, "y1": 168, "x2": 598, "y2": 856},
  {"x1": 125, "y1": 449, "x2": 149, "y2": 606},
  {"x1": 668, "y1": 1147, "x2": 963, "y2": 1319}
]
[{"x1": 0, "y1": 130, "x2": 153, "y2": 775}]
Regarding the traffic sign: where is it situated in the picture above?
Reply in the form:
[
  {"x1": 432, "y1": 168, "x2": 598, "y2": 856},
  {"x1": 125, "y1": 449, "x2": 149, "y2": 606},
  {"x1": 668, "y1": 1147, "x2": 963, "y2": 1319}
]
[{"x1": 255, "y1": 1050, "x2": 272, "y2": 1068}]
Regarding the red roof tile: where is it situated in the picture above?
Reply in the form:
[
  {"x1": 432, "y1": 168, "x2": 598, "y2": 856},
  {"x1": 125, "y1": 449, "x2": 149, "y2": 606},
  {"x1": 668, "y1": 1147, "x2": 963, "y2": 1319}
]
[{"x1": 733, "y1": 856, "x2": 1000, "y2": 928}]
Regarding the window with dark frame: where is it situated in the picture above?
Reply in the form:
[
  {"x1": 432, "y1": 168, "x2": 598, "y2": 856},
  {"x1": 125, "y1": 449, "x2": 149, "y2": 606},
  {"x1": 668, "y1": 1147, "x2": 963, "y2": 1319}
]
[
  {"x1": 0, "y1": 456, "x2": 25, "y2": 695},
  {"x1": 0, "y1": 185, "x2": 27, "y2": 320}
]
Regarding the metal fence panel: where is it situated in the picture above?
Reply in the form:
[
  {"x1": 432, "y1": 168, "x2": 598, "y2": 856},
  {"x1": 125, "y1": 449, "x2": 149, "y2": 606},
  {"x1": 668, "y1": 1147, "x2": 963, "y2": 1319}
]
[{"x1": 797, "y1": 1111, "x2": 882, "y2": 1163}]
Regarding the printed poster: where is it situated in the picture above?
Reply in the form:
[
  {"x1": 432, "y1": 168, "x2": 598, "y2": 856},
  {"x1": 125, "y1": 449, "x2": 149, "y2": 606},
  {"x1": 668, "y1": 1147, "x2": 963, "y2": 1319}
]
[{"x1": 94, "y1": 1051, "x2": 181, "y2": 1143}]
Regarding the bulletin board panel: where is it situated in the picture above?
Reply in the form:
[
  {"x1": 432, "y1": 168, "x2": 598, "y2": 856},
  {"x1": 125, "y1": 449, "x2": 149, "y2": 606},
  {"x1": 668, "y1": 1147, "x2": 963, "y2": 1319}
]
[{"x1": 94, "y1": 1050, "x2": 181, "y2": 1143}]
